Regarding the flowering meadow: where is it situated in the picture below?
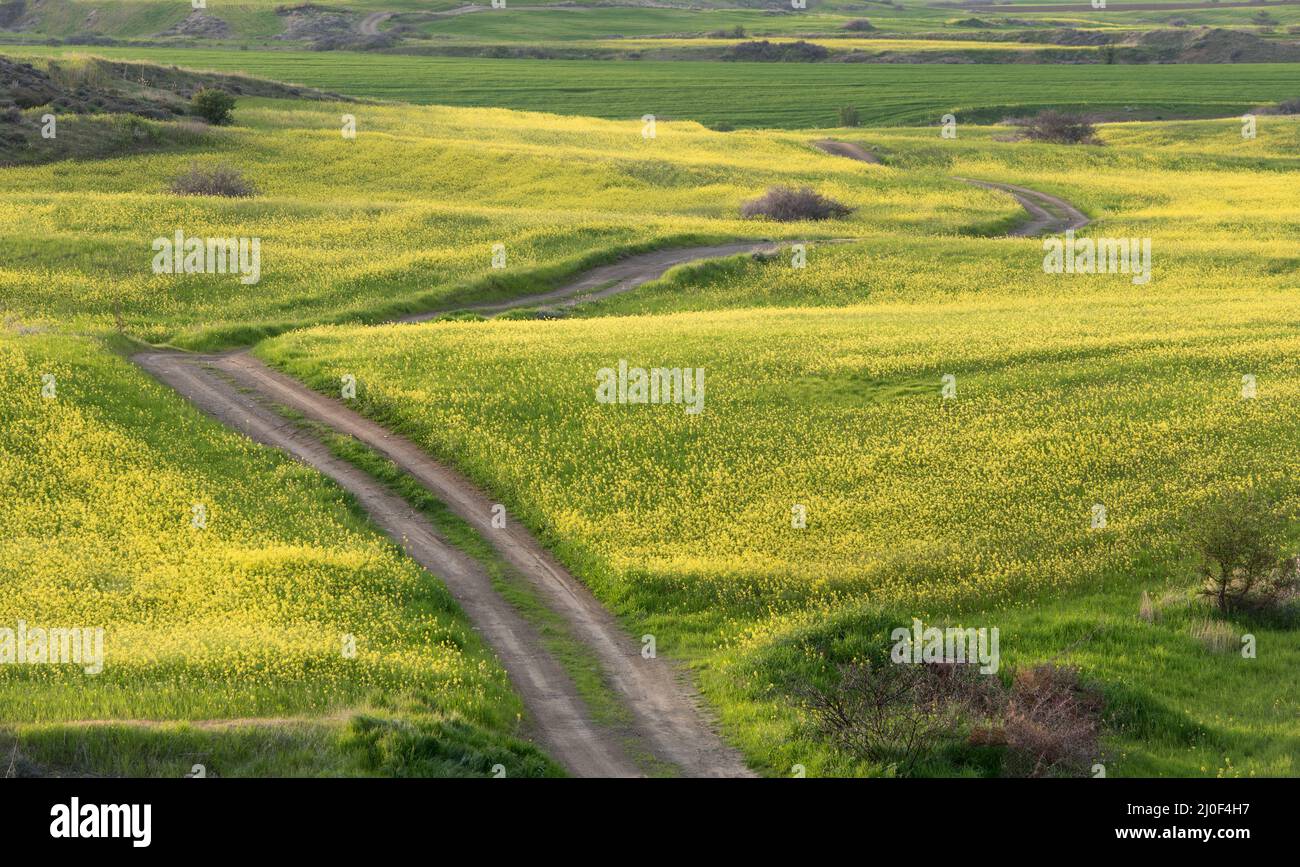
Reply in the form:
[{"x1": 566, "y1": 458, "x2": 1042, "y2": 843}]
[
  {"x1": 258, "y1": 115, "x2": 1300, "y2": 775},
  {"x1": 0, "y1": 98, "x2": 1006, "y2": 349},
  {"x1": 3, "y1": 80, "x2": 1297, "y2": 775}
]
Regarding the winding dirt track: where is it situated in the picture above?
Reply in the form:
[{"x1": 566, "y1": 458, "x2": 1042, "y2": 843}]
[
  {"x1": 812, "y1": 138, "x2": 1090, "y2": 236},
  {"x1": 955, "y1": 177, "x2": 1090, "y2": 236},
  {"x1": 811, "y1": 139, "x2": 880, "y2": 164},
  {"x1": 401, "y1": 241, "x2": 778, "y2": 322},
  {"x1": 358, "y1": 12, "x2": 394, "y2": 36},
  {"x1": 135, "y1": 244, "x2": 781, "y2": 778}
]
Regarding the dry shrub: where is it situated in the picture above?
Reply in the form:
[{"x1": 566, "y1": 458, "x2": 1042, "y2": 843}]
[
  {"x1": 727, "y1": 40, "x2": 830, "y2": 62},
  {"x1": 170, "y1": 162, "x2": 257, "y2": 198},
  {"x1": 1139, "y1": 590, "x2": 1156, "y2": 623},
  {"x1": 1003, "y1": 664, "x2": 1101, "y2": 777},
  {"x1": 1189, "y1": 618, "x2": 1237, "y2": 654},
  {"x1": 799, "y1": 661, "x2": 1001, "y2": 774},
  {"x1": 741, "y1": 185, "x2": 853, "y2": 222},
  {"x1": 1019, "y1": 110, "x2": 1098, "y2": 145}
]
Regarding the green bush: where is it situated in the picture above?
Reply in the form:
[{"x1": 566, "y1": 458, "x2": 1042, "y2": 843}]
[{"x1": 190, "y1": 88, "x2": 235, "y2": 125}]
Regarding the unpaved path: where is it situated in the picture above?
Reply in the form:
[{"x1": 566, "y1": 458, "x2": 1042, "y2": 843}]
[
  {"x1": 401, "y1": 241, "x2": 778, "y2": 322},
  {"x1": 133, "y1": 244, "x2": 789, "y2": 778},
  {"x1": 955, "y1": 177, "x2": 1090, "y2": 236},
  {"x1": 135, "y1": 350, "x2": 649, "y2": 777},
  {"x1": 811, "y1": 138, "x2": 880, "y2": 164},
  {"x1": 358, "y1": 12, "x2": 393, "y2": 36},
  {"x1": 813, "y1": 138, "x2": 1089, "y2": 236}
]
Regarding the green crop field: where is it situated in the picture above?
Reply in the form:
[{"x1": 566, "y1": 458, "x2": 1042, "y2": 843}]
[
  {"x1": 6, "y1": 0, "x2": 1297, "y2": 45},
  {"x1": 9, "y1": 46, "x2": 1299, "y2": 127}
]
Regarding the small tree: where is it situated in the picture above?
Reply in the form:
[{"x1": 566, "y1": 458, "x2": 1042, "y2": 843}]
[
  {"x1": 190, "y1": 88, "x2": 235, "y2": 125},
  {"x1": 1193, "y1": 490, "x2": 1297, "y2": 614},
  {"x1": 839, "y1": 105, "x2": 860, "y2": 128}
]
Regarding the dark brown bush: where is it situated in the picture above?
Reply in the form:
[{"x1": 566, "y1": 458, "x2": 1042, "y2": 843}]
[
  {"x1": 726, "y1": 40, "x2": 830, "y2": 62},
  {"x1": 740, "y1": 185, "x2": 853, "y2": 222},
  {"x1": 1003, "y1": 664, "x2": 1101, "y2": 777},
  {"x1": 799, "y1": 661, "x2": 1002, "y2": 774},
  {"x1": 1019, "y1": 110, "x2": 1098, "y2": 145},
  {"x1": 169, "y1": 162, "x2": 257, "y2": 198}
]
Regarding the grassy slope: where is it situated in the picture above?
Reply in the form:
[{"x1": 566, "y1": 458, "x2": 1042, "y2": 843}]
[
  {"x1": 0, "y1": 94, "x2": 1017, "y2": 348},
  {"x1": 254, "y1": 118, "x2": 1300, "y2": 776},
  {"x1": 7, "y1": 47, "x2": 1298, "y2": 127},
  {"x1": 0, "y1": 331, "x2": 559, "y2": 776},
  {"x1": 2, "y1": 44, "x2": 1296, "y2": 777}
]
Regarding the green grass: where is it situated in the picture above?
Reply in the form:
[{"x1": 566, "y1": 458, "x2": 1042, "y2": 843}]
[
  {"x1": 8, "y1": 47, "x2": 1298, "y2": 127},
  {"x1": 8, "y1": 0, "x2": 1297, "y2": 45},
  {"x1": 256, "y1": 289, "x2": 1300, "y2": 777},
  {"x1": 0, "y1": 92, "x2": 1025, "y2": 348},
  {"x1": 412, "y1": 7, "x2": 875, "y2": 41}
]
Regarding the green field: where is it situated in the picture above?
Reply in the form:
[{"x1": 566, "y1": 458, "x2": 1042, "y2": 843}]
[
  {"x1": 8, "y1": 47, "x2": 1299, "y2": 127},
  {"x1": 2, "y1": 91, "x2": 1037, "y2": 348},
  {"x1": 6, "y1": 0, "x2": 1298, "y2": 45}
]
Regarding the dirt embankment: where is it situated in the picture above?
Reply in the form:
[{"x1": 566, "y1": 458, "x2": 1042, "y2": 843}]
[
  {"x1": 155, "y1": 10, "x2": 232, "y2": 40},
  {"x1": 0, "y1": 55, "x2": 354, "y2": 166}
]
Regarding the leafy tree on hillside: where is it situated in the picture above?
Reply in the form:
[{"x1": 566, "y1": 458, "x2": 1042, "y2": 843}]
[
  {"x1": 1192, "y1": 490, "x2": 1298, "y2": 615},
  {"x1": 190, "y1": 88, "x2": 235, "y2": 125}
]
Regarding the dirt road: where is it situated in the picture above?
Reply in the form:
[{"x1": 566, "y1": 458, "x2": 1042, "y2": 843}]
[
  {"x1": 401, "y1": 240, "x2": 778, "y2": 322},
  {"x1": 813, "y1": 138, "x2": 1090, "y2": 236},
  {"x1": 955, "y1": 177, "x2": 1090, "y2": 236},
  {"x1": 811, "y1": 138, "x2": 881, "y2": 164},
  {"x1": 134, "y1": 244, "x2": 789, "y2": 777},
  {"x1": 136, "y1": 350, "x2": 650, "y2": 777},
  {"x1": 358, "y1": 12, "x2": 393, "y2": 36}
]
